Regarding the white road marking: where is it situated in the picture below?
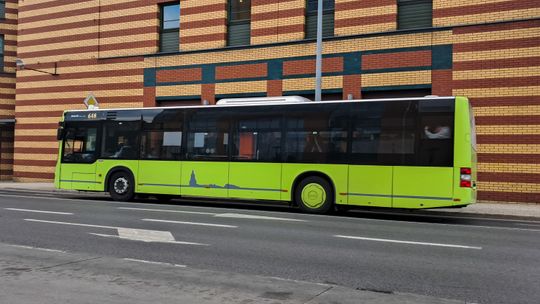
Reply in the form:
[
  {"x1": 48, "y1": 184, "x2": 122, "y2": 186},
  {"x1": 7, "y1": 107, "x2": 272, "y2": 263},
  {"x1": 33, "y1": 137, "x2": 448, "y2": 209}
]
[
  {"x1": 25, "y1": 218, "x2": 117, "y2": 229},
  {"x1": 120, "y1": 207, "x2": 306, "y2": 222},
  {"x1": 7, "y1": 244, "x2": 67, "y2": 253},
  {"x1": 118, "y1": 228, "x2": 175, "y2": 242},
  {"x1": 88, "y1": 233, "x2": 207, "y2": 246},
  {"x1": 142, "y1": 218, "x2": 237, "y2": 228},
  {"x1": 334, "y1": 235, "x2": 482, "y2": 250},
  {"x1": 214, "y1": 213, "x2": 306, "y2": 222},
  {"x1": 24, "y1": 219, "x2": 207, "y2": 246},
  {"x1": 4, "y1": 208, "x2": 73, "y2": 215},
  {"x1": 123, "y1": 258, "x2": 186, "y2": 268},
  {"x1": 118, "y1": 207, "x2": 217, "y2": 215}
]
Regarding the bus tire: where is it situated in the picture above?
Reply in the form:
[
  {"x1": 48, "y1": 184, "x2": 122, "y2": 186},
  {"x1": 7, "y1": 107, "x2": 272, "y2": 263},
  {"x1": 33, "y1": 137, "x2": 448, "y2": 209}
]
[
  {"x1": 295, "y1": 176, "x2": 333, "y2": 214},
  {"x1": 108, "y1": 171, "x2": 135, "y2": 202}
]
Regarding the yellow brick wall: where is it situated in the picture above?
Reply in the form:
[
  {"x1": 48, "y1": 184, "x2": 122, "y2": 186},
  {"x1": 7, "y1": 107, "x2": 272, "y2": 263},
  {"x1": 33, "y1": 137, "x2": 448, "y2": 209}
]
[
  {"x1": 180, "y1": 0, "x2": 227, "y2": 51},
  {"x1": 335, "y1": 0, "x2": 396, "y2": 36}
]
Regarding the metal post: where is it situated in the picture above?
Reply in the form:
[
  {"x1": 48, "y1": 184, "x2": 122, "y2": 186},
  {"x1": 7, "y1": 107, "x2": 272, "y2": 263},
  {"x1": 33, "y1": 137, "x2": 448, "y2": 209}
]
[{"x1": 314, "y1": 0, "x2": 323, "y2": 101}]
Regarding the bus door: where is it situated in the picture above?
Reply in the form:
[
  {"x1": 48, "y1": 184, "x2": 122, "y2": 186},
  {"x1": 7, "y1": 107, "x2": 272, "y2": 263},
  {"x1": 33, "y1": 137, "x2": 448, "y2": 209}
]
[
  {"x1": 181, "y1": 109, "x2": 229, "y2": 199},
  {"x1": 137, "y1": 109, "x2": 183, "y2": 195},
  {"x1": 228, "y1": 114, "x2": 282, "y2": 201},
  {"x1": 392, "y1": 99, "x2": 455, "y2": 208},
  {"x1": 59, "y1": 123, "x2": 99, "y2": 190}
]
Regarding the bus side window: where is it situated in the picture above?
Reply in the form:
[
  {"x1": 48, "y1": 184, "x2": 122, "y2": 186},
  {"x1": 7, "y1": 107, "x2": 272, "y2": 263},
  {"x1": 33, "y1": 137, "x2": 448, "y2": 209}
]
[
  {"x1": 141, "y1": 109, "x2": 183, "y2": 160},
  {"x1": 62, "y1": 126, "x2": 97, "y2": 163},
  {"x1": 101, "y1": 121, "x2": 140, "y2": 159},
  {"x1": 417, "y1": 100, "x2": 454, "y2": 167},
  {"x1": 233, "y1": 117, "x2": 281, "y2": 162},
  {"x1": 284, "y1": 104, "x2": 348, "y2": 163},
  {"x1": 186, "y1": 110, "x2": 229, "y2": 160}
]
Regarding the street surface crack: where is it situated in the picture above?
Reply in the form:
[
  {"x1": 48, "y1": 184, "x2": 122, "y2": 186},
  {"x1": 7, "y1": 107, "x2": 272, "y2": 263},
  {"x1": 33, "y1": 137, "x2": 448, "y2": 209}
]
[
  {"x1": 303, "y1": 285, "x2": 333, "y2": 304},
  {"x1": 37, "y1": 256, "x2": 102, "y2": 270}
]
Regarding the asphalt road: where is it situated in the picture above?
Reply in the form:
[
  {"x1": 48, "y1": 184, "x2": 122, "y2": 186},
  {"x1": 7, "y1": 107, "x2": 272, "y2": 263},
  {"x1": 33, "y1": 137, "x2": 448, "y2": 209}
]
[{"x1": 0, "y1": 191, "x2": 539, "y2": 304}]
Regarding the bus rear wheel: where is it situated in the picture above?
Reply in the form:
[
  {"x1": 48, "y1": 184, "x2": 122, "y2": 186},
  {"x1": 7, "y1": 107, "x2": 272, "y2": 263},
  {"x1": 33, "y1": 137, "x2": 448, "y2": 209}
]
[
  {"x1": 295, "y1": 176, "x2": 333, "y2": 214},
  {"x1": 109, "y1": 171, "x2": 135, "y2": 202}
]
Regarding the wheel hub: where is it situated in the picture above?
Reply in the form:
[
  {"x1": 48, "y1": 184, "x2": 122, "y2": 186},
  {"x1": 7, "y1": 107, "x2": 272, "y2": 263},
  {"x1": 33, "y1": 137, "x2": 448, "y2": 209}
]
[
  {"x1": 113, "y1": 177, "x2": 128, "y2": 194},
  {"x1": 301, "y1": 183, "x2": 326, "y2": 209}
]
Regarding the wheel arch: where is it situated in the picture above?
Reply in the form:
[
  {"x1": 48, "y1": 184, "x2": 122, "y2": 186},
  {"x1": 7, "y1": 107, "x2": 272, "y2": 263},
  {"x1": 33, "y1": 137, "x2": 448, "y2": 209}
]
[
  {"x1": 291, "y1": 171, "x2": 336, "y2": 206},
  {"x1": 104, "y1": 166, "x2": 135, "y2": 192}
]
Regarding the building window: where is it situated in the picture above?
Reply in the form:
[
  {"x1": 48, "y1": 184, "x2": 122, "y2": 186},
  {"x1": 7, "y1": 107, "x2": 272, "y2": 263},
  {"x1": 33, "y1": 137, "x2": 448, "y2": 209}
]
[
  {"x1": 397, "y1": 0, "x2": 432, "y2": 30},
  {"x1": 305, "y1": 0, "x2": 334, "y2": 39},
  {"x1": 228, "y1": 0, "x2": 251, "y2": 46},
  {"x1": 0, "y1": 1, "x2": 5, "y2": 20},
  {"x1": 160, "y1": 3, "x2": 180, "y2": 53},
  {"x1": 0, "y1": 35, "x2": 4, "y2": 72}
]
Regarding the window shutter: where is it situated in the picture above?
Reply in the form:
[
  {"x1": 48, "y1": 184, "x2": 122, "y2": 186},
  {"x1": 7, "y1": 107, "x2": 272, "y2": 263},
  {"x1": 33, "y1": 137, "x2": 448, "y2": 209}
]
[
  {"x1": 398, "y1": 0, "x2": 432, "y2": 30},
  {"x1": 160, "y1": 30, "x2": 179, "y2": 53},
  {"x1": 228, "y1": 22, "x2": 251, "y2": 46},
  {"x1": 0, "y1": 1, "x2": 4, "y2": 19},
  {"x1": 305, "y1": 12, "x2": 334, "y2": 39}
]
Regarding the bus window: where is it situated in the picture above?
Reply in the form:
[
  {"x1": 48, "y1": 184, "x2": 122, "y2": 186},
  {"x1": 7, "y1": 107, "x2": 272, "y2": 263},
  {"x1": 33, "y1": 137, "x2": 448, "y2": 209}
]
[
  {"x1": 417, "y1": 99, "x2": 454, "y2": 167},
  {"x1": 101, "y1": 121, "x2": 140, "y2": 159},
  {"x1": 62, "y1": 125, "x2": 97, "y2": 163},
  {"x1": 350, "y1": 101, "x2": 416, "y2": 165},
  {"x1": 186, "y1": 110, "x2": 229, "y2": 160},
  {"x1": 233, "y1": 117, "x2": 281, "y2": 162},
  {"x1": 141, "y1": 109, "x2": 183, "y2": 160},
  {"x1": 284, "y1": 104, "x2": 348, "y2": 163}
]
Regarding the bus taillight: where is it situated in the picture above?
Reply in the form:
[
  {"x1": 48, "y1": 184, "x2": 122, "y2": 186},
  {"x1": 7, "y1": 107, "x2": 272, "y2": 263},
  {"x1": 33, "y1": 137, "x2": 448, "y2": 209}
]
[{"x1": 460, "y1": 168, "x2": 472, "y2": 187}]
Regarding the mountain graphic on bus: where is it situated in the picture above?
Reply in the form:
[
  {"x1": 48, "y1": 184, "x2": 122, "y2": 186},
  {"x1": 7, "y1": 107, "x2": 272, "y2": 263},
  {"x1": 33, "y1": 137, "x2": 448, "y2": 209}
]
[{"x1": 189, "y1": 170, "x2": 240, "y2": 189}]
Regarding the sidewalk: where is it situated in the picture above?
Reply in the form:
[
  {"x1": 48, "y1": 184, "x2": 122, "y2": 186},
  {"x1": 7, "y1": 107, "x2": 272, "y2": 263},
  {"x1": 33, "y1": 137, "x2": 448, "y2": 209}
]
[
  {"x1": 0, "y1": 243, "x2": 463, "y2": 304},
  {"x1": 1, "y1": 182, "x2": 538, "y2": 219}
]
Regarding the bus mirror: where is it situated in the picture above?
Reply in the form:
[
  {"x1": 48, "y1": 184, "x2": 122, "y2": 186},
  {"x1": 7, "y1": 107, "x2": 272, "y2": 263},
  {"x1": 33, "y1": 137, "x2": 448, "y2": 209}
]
[{"x1": 57, "y1": 126, "x2": 65, "y2": 140}]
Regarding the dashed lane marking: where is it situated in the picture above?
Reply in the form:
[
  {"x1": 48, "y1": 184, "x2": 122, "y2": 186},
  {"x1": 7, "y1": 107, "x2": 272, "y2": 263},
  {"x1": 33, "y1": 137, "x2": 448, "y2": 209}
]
[
  {"x1": 6, "y1": 243, "x2": 67, "y2": 253},
  {"x1": 334, "y1": 235, "x2": 482, "y2": 250},
  {"x1": 4, "y1": 208, "x2": 73, "y2": 215},
  {"x1": 214, "y1": 213, "x2": 307, "y2": 222},
  {"x1": 117, "y1": 207, "x2": 217, "y2": 215},
  {"x1": 123, "y1": 258, "x2": 186, "y2": 268},
  {"x1": 118, "y1": 207, "x2": 305, "y2": 222},
  {"x1": 141, "y1": 218, "x2": 238, "y2": 228}
]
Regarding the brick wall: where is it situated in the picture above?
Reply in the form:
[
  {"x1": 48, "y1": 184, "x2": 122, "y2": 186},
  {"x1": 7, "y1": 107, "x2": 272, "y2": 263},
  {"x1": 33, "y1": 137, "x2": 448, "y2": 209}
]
[
  {"x1": 0, "y1": 0, "x2": 17, "y2": 180},
  {"x1": 452, "y1": 19, "x2": 540, "y2": 203},
  {"x1": 251, "y1": 0, "x2": 305, "y2": 44},
  {"x1": 14, "y1": 0, "x2": 153, "y2": 181},
  {"x1": 335, "y1": 0, "x2": 396, "y2": 36},
  {"x1": 180, "y1": 0, "x2": 227, "y2": 51}
]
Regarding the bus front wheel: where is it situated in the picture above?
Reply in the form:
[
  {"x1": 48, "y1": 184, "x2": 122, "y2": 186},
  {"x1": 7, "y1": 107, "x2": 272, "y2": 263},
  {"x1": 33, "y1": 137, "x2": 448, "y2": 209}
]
[
  {"x1": 295, "y1": 176, "x2": 333, "y2": 214},
  {"x1": 108, "y1": 171, "x2": 135, "y2": 202}
]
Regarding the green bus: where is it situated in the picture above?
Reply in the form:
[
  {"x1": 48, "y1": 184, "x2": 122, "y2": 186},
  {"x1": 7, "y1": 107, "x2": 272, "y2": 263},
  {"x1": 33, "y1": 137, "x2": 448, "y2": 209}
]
[{"x1": 55, "y1": 96, "x2": 477, "y2": 213}]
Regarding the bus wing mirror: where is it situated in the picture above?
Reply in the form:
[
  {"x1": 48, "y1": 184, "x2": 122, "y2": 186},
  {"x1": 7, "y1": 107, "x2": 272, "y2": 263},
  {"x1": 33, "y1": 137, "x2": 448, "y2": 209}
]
[{"x1": 57, "y1": 124, "x2": 65, "y2": 140}]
